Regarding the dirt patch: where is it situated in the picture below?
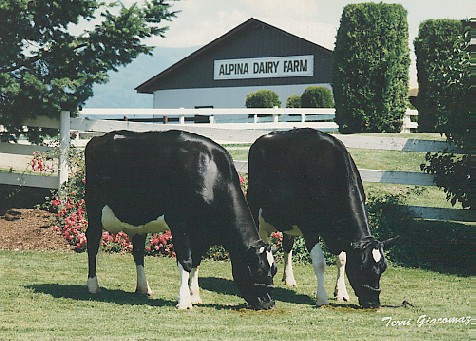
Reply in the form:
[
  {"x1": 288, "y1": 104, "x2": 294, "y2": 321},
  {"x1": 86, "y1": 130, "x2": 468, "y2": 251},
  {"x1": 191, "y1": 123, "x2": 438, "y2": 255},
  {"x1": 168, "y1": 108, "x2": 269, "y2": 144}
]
[{"x1": 0, "y1": 208, "x2": 72, "y2": 251}]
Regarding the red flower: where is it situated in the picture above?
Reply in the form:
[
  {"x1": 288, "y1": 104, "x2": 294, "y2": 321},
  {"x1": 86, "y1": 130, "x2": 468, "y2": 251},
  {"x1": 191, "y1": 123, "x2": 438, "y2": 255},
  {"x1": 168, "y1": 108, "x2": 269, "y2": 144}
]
[{"x1": 51, "y1": 197, "x2": 61, "y2": 208}]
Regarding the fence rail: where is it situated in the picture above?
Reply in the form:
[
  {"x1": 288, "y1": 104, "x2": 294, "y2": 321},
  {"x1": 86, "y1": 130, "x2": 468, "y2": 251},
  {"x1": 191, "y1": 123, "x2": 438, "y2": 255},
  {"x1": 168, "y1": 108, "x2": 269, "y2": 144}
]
[
  {"x1": 78, "y1": 107, "x2": 419, "y2": 133},
  {"x1": 0, "y1": 110, "x2": 472, "y2": 222}
]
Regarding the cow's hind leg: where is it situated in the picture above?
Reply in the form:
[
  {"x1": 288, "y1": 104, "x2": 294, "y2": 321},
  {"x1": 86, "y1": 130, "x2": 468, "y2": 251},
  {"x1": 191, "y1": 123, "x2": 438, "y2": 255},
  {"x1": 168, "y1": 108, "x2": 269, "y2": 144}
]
[
  {"x1": 282, "y1": 234, "x2": 297, "y2": 286},
  {"x1": 86, "y1": 223, "x2": 102, "y2": 294},
  {"x1": 176, "y1": 262, "x2": 193, "y2": 309},
  {"x1": 172, "y1": 226, "x2": 193, "y2": 309},
  {"x1": 132, "y1": 234, "x2": 152, "y2": 296},
  {"x1": 309, "y1": 242, "x2": 329, "y2": 306},
  {"x1": 334, "y1": 251, "x2": 350, "y2": 302},
  {"x1": 190, "y1": 266, "x2": 202, "y2": 305}
]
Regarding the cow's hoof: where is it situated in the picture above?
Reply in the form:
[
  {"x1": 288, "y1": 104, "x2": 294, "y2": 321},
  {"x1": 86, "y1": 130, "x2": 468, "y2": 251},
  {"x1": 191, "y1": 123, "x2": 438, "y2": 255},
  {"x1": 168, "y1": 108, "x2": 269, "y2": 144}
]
[
  {"x1": 135, "y1": 288, "x2": 153, "y2": 296},
  {"x1": 315, "y1": 298, "x2": 329, "y2": 307},
  {"x1": 176, "y1": 302, "x2": 193, "y2": 310},
  {"x1": 87, "y1": 277, "x2": 101, "y2": 294},
  {"x1": 191, "y1": 296, "x2": 203, "y2": 305},
  {"x1": 335, "y1": 294, "x2": 350, "y2": 302},
  {"x1": 282, "y1": 278, "x2": 297, "y2": 287}
]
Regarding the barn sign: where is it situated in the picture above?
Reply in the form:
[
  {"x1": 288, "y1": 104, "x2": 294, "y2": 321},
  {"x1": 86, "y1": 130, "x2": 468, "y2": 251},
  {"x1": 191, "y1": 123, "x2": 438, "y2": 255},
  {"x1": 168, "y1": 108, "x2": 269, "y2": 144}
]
[{"x1": 214, "y1": 55, "x2": 314, "y2": 80}]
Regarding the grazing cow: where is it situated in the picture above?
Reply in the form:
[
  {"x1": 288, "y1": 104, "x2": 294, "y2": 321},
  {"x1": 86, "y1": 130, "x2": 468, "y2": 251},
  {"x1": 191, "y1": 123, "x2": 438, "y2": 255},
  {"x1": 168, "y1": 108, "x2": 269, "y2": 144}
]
[
  {"x1": 85, "y1": 130, "x2": 276, "y2": 310},
  {"x1": 247, "y1": 128, "x2": 398, "y2": 308}
]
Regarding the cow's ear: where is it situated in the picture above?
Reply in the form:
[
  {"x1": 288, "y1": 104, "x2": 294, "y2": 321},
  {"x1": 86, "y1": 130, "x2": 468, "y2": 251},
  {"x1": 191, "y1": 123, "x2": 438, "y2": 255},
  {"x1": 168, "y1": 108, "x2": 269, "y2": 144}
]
[{"x1": 382, "y1": 236, "x2": 399, "y2": 249}]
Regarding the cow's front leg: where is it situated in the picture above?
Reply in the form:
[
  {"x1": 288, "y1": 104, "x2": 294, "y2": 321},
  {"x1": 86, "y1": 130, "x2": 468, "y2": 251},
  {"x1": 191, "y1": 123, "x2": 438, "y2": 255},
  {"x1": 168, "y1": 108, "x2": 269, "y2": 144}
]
[
  {"x1": 282, "y1": 234, "x2": 297, "y2": 286},
  {"x1": 190, "y1": 267, "x2": 202, "y2": 305},
  {"x1": 310, "y1": 243, "x2": 329, "y2": 306},
  {"x1": 132, "y1": 234, "x2": 152, "y2": 296},
  {"x1": 177, "y1": 262, "x2": 193, "y2": 309},
  {"x1": 334, "y1": 251, "x2": 350, "y2": 302}
]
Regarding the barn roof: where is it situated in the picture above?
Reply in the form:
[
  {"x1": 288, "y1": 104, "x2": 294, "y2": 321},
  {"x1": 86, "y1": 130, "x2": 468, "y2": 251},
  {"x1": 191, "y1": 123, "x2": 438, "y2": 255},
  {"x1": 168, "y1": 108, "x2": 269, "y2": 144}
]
[{"x1": 135, "y1": 18, "x2": 332, "y2": 94}]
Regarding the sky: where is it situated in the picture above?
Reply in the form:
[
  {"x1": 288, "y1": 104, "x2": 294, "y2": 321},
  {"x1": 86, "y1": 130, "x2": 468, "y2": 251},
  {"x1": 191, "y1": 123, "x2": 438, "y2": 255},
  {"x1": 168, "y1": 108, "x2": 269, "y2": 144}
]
[{"x1": 137, "y1": 0, "x2": 473, "y2": 88}]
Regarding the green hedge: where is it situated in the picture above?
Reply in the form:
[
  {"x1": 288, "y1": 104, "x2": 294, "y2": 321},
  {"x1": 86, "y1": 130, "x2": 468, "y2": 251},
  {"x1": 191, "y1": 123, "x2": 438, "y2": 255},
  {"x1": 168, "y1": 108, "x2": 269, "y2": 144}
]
[
  {"x1": 332, "y1": 3, "x2": 410, "y2": 133},
  {"x1": 300, "y1": 86, "x2": 334, "y2": 108},
  {"x1": 286, "y1": 95, "x2": 301, "y2": 108},
  {"x1": 245, "y1": 90, "x2": 281, "y2": 108}
]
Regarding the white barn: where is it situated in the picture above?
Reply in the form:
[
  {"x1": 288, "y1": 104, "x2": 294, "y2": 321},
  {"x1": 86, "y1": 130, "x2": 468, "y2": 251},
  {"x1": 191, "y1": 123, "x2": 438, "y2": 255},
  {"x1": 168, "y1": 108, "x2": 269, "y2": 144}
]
[{"x1": 135, "y1": 18, "x2": 333, "y2": 109}]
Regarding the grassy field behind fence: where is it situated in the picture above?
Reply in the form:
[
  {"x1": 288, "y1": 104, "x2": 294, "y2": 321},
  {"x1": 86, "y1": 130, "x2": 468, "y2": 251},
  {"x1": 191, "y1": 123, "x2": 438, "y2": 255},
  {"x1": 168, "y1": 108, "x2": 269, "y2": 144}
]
[
  {"x1": 227, "y1": 146, "x2": 462, "y2": 210},
  {"x1": 1, "y1": 250, "x2": 471, "y2": 340}
]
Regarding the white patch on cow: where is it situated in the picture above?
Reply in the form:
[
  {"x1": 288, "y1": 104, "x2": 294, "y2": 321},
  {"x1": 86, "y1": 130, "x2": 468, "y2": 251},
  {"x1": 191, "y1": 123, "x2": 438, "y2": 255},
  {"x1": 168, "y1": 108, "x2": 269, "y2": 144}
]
[
  {"x1": 258, "y1": 242, "x2": 274, "y2": 268},
  {"x1": 372, "y1": 248, "x2": 382, "y2": 263},
  {"x1": 334, "y1": 252, "x2": 350, "y2": 302},
  {"x1": 284, "y1": 225, "x2": 303, "y2": 237},
  {"x1": 283, "y1": 250, "x2": 297, "y2": 286},
  {"x1": 176, "y1": 263, "x2": 192, "y2": 309},
  {"x1": 190, "y1": 267, "x2": 202, "y2": 305},
  {"x1": 266, "y1": 250, "x2": 274, "y2": 268},
  {"x1": 87, "y1": 276, "x2": 100, "y2": 294},
  {"x1": 310, "y1": 243, "x2": 329, "y2": 306},
  {"x1": 135, "y1": 265, "x2": 152, "y2": 296},
  {"x1": 258, "y1": 209, "x2": 276, "y2": 244},
  {"x1": 101, "y1": 205, "x2": 170, "y2": 236},
  {"x1": 259, "y1": 209, "x2": 303, "y2": 237}
]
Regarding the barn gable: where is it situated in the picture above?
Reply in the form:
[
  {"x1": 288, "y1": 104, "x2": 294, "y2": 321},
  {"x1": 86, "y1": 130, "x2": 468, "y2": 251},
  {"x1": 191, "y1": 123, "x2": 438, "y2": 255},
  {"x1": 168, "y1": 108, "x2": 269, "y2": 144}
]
[{"x1": 135, "y1": 18, "x2": 333, "y2": 108}]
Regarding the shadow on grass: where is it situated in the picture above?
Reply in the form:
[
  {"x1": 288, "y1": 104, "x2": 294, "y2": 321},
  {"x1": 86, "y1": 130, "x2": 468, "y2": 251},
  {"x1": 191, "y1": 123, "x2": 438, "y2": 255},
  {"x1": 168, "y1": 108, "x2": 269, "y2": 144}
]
[
  {"x1": 24, "y1": 282, "x2": 268, "y2": 311},
  {"x1": 27, "y1": 281, "x2": 408, "y2": 312},
  {"x1": 25, "y1": 284, "x2": 175, "y2": 307},
  {"x1": 199, "y1": 276, "x2": 314, "y2": 306},
  {"x1": 377, "y1": 219, "x2": 473, "y2": 277}
]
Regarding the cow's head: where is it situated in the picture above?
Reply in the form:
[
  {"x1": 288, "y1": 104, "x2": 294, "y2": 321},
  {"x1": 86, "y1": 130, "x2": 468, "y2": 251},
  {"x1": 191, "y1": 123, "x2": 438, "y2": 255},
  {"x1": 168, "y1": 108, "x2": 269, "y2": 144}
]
[
  {"x1": 232, "y1": 242, "x2": 277, "y2": 310},
  {"x1": 344, "y1": 236, "x2": 399, "y2": 308}
]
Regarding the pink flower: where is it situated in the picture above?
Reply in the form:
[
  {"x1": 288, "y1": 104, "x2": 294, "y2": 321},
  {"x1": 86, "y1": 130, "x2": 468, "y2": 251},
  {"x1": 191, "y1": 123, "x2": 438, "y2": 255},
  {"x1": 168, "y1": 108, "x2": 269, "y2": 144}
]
[{"x1": 51, "y1": 197, "x2": 61, "y2": 208}]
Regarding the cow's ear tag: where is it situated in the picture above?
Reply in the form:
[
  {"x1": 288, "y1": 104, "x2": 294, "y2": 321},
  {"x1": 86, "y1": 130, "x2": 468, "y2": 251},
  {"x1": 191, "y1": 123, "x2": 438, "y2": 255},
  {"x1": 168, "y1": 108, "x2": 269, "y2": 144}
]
[
  {"x1": 372, "y1": 248, "x2": 382, "y2": 263},
  {"x1": 259, "y1": 246, "x2": 265, "y2": 254}
]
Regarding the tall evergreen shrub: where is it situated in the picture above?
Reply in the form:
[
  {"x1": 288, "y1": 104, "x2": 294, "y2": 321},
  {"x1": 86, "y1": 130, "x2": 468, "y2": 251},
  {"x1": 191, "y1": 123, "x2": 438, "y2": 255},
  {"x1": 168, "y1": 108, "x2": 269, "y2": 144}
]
[
  {"x1": 332, "y1": 3, "x2": 410, "y2": 133},
  {"x1": 414, "y1": 20, "x2": 468, "y2": 134},
  {"x1": 416, "y1": 20, "x2": 470, "y2": 208}
]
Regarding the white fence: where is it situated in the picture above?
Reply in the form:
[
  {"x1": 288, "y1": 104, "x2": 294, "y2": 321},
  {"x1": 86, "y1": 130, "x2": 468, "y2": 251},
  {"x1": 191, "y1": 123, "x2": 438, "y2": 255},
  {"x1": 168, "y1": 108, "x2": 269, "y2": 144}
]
[
  {"x1": 0, "y1": 109, "x2": 472, "y2": 222},
  {"x1": 78, "y1": 107, "x2": 418, "y2": 133}
]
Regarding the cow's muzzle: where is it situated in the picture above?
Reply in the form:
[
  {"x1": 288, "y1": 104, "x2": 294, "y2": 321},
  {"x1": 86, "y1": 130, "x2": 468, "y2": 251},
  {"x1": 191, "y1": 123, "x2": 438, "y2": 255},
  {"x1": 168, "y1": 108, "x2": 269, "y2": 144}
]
[
  {"x1": 246, "y1": 284, "x2": 275, "y2": 310},
  {"x1": 250, "y1": 293, "x2": 275, "y2": 310},
  {"x1": 358, "y1": 285, "x2": 381, "y2": 308}
]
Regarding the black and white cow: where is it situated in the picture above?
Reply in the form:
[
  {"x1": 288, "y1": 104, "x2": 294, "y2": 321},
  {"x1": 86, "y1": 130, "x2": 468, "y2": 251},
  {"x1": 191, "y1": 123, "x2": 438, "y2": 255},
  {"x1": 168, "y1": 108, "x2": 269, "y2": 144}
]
[
  {"x1": 85, "y1": 130, "x2": 276, "y2": 310},
  {"x1": 247, "y1": 128, "x2": 398, "y2": 308}
]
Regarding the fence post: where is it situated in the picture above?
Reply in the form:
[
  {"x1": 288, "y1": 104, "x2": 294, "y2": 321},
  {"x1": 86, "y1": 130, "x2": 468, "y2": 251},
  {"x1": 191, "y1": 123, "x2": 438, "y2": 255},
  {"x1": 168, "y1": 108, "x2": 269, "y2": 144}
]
[
  {"x1": 179, "y1": 107, "x2": 185, "y2": 124},
  {"x1": 58, "y1": 111, "x2": 70, "y2": 190},
  {"x1": 273, "y1": 106, "x2": 279, "y2": 123}
]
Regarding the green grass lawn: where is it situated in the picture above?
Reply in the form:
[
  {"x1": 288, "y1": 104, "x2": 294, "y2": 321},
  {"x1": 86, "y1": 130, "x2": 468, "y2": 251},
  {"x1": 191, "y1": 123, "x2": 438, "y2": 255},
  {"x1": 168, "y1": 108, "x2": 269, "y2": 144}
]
[
  {"x1": 1, "y1": 250, "x2": 471, "y2": 340},
  {"x1": 227, "y1": 147, "x2": 429, "y2": 172}
]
